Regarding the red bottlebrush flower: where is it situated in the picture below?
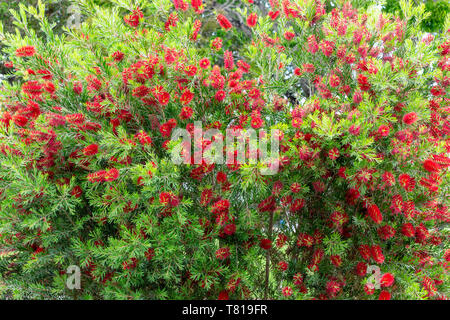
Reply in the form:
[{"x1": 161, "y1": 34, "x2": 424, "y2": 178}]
[
  {"x1": 331, "y1": 210, "x2": 349, "y2": 228},
  {"x1": 378, "y1": 290, "x2": 391, "y2": 300},
  {"x1": 134, "y1": 131, "x2": 152, "y2": 145},
  {"x1": 326, "y1": 280, "x2": 341, "y2": 298},
  {"x1": 276, "y1": 234, "x2": 288, "y2": 248},
  {"x1": 82, "y1": 144, "x2": 99, "y2": 156},
  {"x1": 378, "y1": 125, "x2": 390, "y2": 137},
  {"x1": 215, "y1": 247, "x2": 231, "y2": 260},
  {"x1": 328, "y1": 147, "x2": 340, "y2": 160},
  {"x1": 247, "y1": 13, "x2": 258, "y2": 28},
  {"x1": 248, "y1": 88, "x2": 261, "y2": 99},
  {"x1": 380, "y1": 273, "x2": 395, "y2": 287},
  {"x1": 390, "y1": 194, "x2": 403, "y2": 214},
  {"x1": 444, "y1": 249, "x2": 450, "y2": 262},
  {"x1": 250, "y1": 116, "x2": 263, "y2": 129},
  {"x1": 329, "y1": 74, "x2": 340, "y2": 87},
  {"x1": 432, "y1": 154, "x2": 450, "y2": 168},
  {"x1": 124, "y1": 7, "x2": 143, "y2": 28},
  {"x1": 312, "y1": 248, "x2": 324, "y2": 266},
  {"x1": 303, "y1": 63, "x2": 315, "y2": 73},
  {"x1": 382, "y1": 171, "x2": 395, "y2": 187},
  {"x1": 25, "y1": 100, "x2": 40, "y2": 119},
  {"x1": 66, "y1": 113, "x2": 85, "y2": 124},
  {"x1": 353, "y1": 90, "x2": 363, "y2": 104},
  {"x1": 159, "y1": 192, "x2": 172, "y2": 206},
  {"x1": 16, "y1": 46, "x2": 36, "y2": 57},
  {"x1": 180, "y1": 90, "x2": 194, "y2": 105},
  {"x1": 87, "y1": 170, "x2": 107, "y2": 183},
  {"x1": 224, "y1": 50, "x2": 234, "y2": 70},
  {"x1": 237, "y1": 60, "x2": 250, "y2": 73},
  {"x1": 191, "y1": 0, "x2": 203, "y2": 11},
  {"x1": 199, "y1": 58, "x2": 210, "y2": 69},
  {"x1": 211, "y1": 37, "x2": 223, "y2": 50},
  {"x1": 104, "y1": 168, "x2": 119, "y2": 182},
  {"x1": 430, "y1": 85, "x2": 445, "y2": 96},
  {"x1": 43, "y1": 81, "x2": 55, "y2": 94},
  {"x1": 22, "y1": 81, "x2": 43, "y2": 98},
  {"x1": 371, "y1": 245, "x2": 385, "y2": 264},
  {"x1": 282, "y1": 286, "x2": 293, "y2": 297},
  {"x1": 112, "y1": 51, "x2": 124, "y2": 62},
  {"x1": 278, "y1": 261, "x2": 288, "y2": 271},
  {"x1": 349, "y1": 124, "x2": 361, "y2": 135},
  {"x1": 157, "y1": 91, "x2": 170, "y2": 105},
  {"x1": 226, "y1": 278, "x2": 241, "y2": 293},
  {"x1": 179, "y1": 106, "x2": 193, "y2": 120},
  {"x1": 423, "y1": 159, "x2": 440, "y2": 173},
  {"x1": 173, "y1": 0, "x2": 188, "y2": 11},
  {"x1": 259, "y1": 238, "x2": 272, "y2": 250},
  {"x1": 398, "y1": 173, "x2": 415, "y2": 192},
  {"x1": 217, "y1": 14, "x2": 232, "y2": 30},
  {"x1": 320, "y1": 40, "x2": 334, "y2": 57},
  {"x1": 86, "y1": 75, "x2": 102, "y2": 92},
  {"x1": 330, "y1": 255, "x2": 342, "y2": 267},
  {"x1": 402, "y1": 200, "x2": 416, "y2": 220},
  {"x1": 294, "y1": 67, "x2": 303, "y2": 76},
  {"x1": 357, "y1": 74, "x2": 371, "y2": 91},
  {"x1": 290, "y1": 198, "x2": 305, "y2": 212},
  {"x1": 200, "y1": 189, "x2": 213, "y2": 206},
  {"x1": 291, "y1": 117, "x2": 302, "y2": 128},
  {"x1": 224, "y1": 223, "x2": 236, "y2": 236},
  {"x1": 359, "y1": 244, "x2": 371, "y2": 261},
  {"x1": 415, "y1": 223, "x2": 429, "y2": 242},
  {"x1": 307, "y1": 35, "x2": 319, "y2": 54},
  {"x1": 401, "y1": 223, "x2": 415, "y2": 237},
  {"x1": 338, "y1": 167, "x2": 348, "y2": 179},
  {"x1": 71, "y1": 186, "x2": 83, "y2": 198},
  {"x1": 290, "y1": 182, "x2": 301, "y2": 193},
  {"x1": 367, "y1": 204, "x2": 383, "y2": 224},
  {"x1": 268, "y1": 10, "x2": 280, "y2": 20},
  {"x1": 211, "y1": 199, "x2": 230, "y2": 215},
  {"x1": 159, "y1": 119, "x2": 177, "y2": 137},
  {"x1": 215, "y1": 90, "x2": 226, "y2": 102},
  {"x1": 73, "y1": 82, "x2": 83, "y2": 94},
  {"x1": 284, "y1": 31, "x2": 295, "y2": 41},
  {"x1": 218, "y1": 290, "x2": 229, "y2": 300},
  {"x1": 132, "y1": 85, "x2": 150, "y2": 97},
  {"x1": 297, "y1": 233, "x2": 314, "y2": 247},
  {"x1": 402, "y1": 112, "x2": 418, "y2": 125},
  {"x1": 37, "y1": 69, "x2": 53, "y2": 80},
  {"x1": 13, "y1": 114, "x2": 29, "y2": 127},
  {"x1": 364, "y1": 283, "x2": 375, "y2": 295},
  {"x1": 422, "y1": 276, "x2": 437, "y2": 297},
  {"x1": 216, "y1": 171, "x2": 227, "y2": 184},
  {"x1": 378, "y1": 225, "x2": 396, "y2": 240},
  {"x1": 293, "y1": 273, "x2": 303, "y2": 286},
  {"x1": 272, "y1": 181, "x2": 283, "y2": 196},
  {"x1": 356, "y1": 262, "x2": 367, "y2": 276}
]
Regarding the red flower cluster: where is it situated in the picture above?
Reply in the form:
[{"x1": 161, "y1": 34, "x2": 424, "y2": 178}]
[
  {"x1": 87, "y1": 168, "x2": 119, "y2": 183},
  {"x1": 217, "y1": 14, "x2": 232, "y2": 30},
  {"x1": 16, "y1": 46, "x2": 36, "y2": 57}
]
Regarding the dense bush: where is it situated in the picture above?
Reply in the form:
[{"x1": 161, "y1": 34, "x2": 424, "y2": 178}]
[{"x1": 0, "y1": 0, "x2": 448, "y2": 300}]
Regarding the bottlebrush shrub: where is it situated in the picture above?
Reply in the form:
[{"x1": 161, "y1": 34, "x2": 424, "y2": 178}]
[{"x1": 0, "y1": 0, "x2": 449, "y2": 300}]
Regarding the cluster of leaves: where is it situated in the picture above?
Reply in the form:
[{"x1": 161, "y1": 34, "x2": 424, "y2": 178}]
[
  {"x1": 383, "y1": 0, "x2": 449, "y2": 33},
  {"x1": 0, "y1": 0, "x2": 73, "y2": 79},
  {"x1": 0, "y1": 0, "x2": 449, "y2": 300}
]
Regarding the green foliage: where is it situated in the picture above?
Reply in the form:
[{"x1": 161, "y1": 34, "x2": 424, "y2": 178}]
[{"x1": 0, "y1": 0, "x2": 448, "y2": 301}]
